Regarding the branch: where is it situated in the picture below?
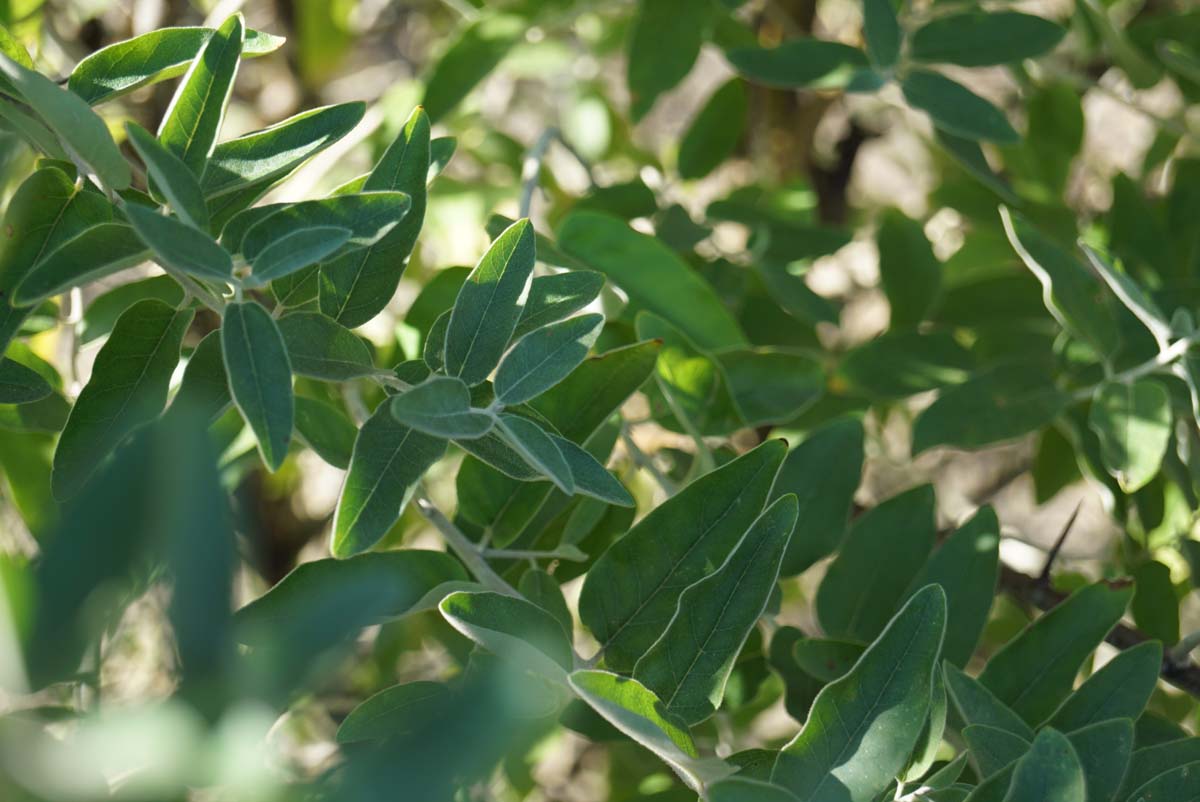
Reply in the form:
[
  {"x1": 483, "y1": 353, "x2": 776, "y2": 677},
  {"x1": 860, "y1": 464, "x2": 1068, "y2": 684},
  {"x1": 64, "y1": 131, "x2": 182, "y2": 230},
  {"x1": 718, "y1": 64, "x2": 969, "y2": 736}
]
[
  {"x1": 998, "y1": 565, "x2": 1200, "y2": 699},
  {"x1": 414, "y1": 494, "x2": 519, "y2": 597}
]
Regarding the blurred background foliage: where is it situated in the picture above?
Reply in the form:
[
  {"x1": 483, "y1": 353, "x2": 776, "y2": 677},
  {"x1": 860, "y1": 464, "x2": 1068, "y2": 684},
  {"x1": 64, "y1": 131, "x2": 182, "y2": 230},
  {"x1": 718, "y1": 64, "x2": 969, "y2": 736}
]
[{"x1": 4, "y1": 0, "x2": 1200, "y2": 799}]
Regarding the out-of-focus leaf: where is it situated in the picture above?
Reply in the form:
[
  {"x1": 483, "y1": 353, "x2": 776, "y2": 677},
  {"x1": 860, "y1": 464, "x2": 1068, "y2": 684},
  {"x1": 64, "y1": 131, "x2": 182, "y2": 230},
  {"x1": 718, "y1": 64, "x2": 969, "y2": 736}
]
[
  {"x1": 910, "y1": 11, "x2": 1065, "y2": 67},
  {"x1": 68, "y1": 26, "x2": 283, "y2": 105},
  {"x1": 422, "y1": 14, "x2": 524, "y2": 123},
  {"x1": 772, "y1": 586, "x2": 947, "y2": 802},
  {"x1": 1130, "y1": 561, "x2": 1179, "y2": 644},
  {"x1": 863, "y1": 0, "x2": 901, "y2": 70},
  {"x1": 1089, "y1": 379, "x2": 1171, "y2": 493},
  {"x1": 52, "y1": 299, "x2": 192, "y2": 499},
  {"x1": 580, "y1": 439, "x2": 785, "y2": 672},
  {"x1": 678, "y1": 78, "x2": 747, "y2": 180},
  {"x1": 627, "y1": 0, "x2": 706, "y2": 120},
  {"x1": 817, "y1": 485, "x2": 936, "y2": 642},
  {"x1": 168, "y1": 330, "x2": 229, "y2": 425},
  {"x1": 727, "y1": 40, "x2": 869, "y2": 89},
  {"x1": 336, "y1": 682, "x2": 451, "y2": 744},
  {"x1": 716, "y1": 348, "x2": 823, "y2": 426},
  {"x1": 294, "y1": 395, "x2": 355, "y2": 469},
  {"x1": 441, "y1": 591, "x2": 574, "y2": 682},
  {"x1": 633, "y1": 495, "x2": 797, "y2": 725},
  {"x1": 221, "y1": 301, "x2": 293, "y2": 471},
  {"x1": 837, "y1": 331, "x2": 972, "y2": 400},
  {"x1": 902, "y1": 70, "x2": 1019, "y2": 143},
  {"x1": 877, "y1": 210, "x2": 941, "y2": 328},
  {"x1": 0, "y1": 358, "x2": 51, "y2": 404}
]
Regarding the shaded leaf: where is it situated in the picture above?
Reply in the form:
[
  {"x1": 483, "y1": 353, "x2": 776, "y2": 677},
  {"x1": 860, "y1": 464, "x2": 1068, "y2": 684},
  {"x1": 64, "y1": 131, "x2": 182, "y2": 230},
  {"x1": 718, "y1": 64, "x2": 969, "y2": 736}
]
[
  {"x1": 125, "y1": 122, "x2": 209, "y2": 229},
  {"x1": 512, "y1": 270, "x2": 605, "y2": 341},
  {"x1": 728, "y1": 40, "x2": 869, "y2": 89},
  {"x1": 1003, "y1": 728, "x2": 1086, "y2": 802},
  {"x1": 627, "y1": 0, "x2": 706, "y2": 119},
  {"x1": 496, "y1": 413, "x2": 573, "y2": 494},
  {"x1": 0, "y1": 358, "x2": 51, "y2": 404},
  {"x1": 678, "y1": 78, "x2": 747, "y2": 180},
  {"x1": 422, "y1": 14, "x2": 524, "y2": 123},
  {"x1": 221, "y1": 301, "x2": 293, "y2": 471},
  {"x1": 902, "y1": 70, "x2": 1019, "y2": 143},
  {"x1": 910, "y1": 11, "x2": 1065, "y2": 67},
  {"x1": 1089, "y1": 379, "x2": 1171, "y2": 493},
  {"x1": 277, "y1": 312, "x2": 375, "y2": 381},
  {"x1": 440, "y1": 591, "x2": 574, "y2": 682},
  {"x1": 336, "y1": 682, "x2": 451, "y2": 744},
  {"x1": 294, "y1": 395, "x2": 356, "y2": 469},
  {"x1": 124, "y1": 204, "x2": 232, "y2": 281}
]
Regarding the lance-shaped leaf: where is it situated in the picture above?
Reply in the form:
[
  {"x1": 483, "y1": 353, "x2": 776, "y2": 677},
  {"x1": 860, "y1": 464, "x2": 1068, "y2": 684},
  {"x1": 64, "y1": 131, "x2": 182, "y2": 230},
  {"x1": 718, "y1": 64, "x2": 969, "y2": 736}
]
[
  {"x1": 13, "y1": 222, "x2": 149, "y2": 306},
  {"x1": 633, "y1": 495, "x2": 797, "y2": 725},
  {"x1": 294, "y1": 395, "x2": 356, "y2": 469},
  {"x1": 877, "y1": 210, "x2": 941, "y2": 327},
  {"x1": 125, "y1": 122, "x2": 209, "y2": 229},
  {"x1": 511, "y1": 270, "x2": 605, "y2": 342},
  {"x1": 770, "y1": 416, "x2": 863, "y2": 575},
  {"x1": 1118, "y1": 742, "x2": 1200, "y2": 802},
  {"x1": 319, "y1": 107, "x2": 429, "y2": 327},
  {"x1": 331, "y1": 406, "x2": 447, "y2": 558},
  {"x1": 568, "y1": 670, "x2": 732, "y2": 793},
  {"x1": 277, "y1": 312, "x2": 375, "y2": 381},
  {"x1": 626, "y1": 0, "x2": 705, "y2": 120},
  {"x1": 1089, "y1": 379, "x2": 1171, "y2": 493},
  {"x1": 863, "y1": 0, "x2": 901, "y2": 70},
  {"x1": 905, "y1": 506, "x2": 1000, "y2": 666},
  {"x1": 727, "y1": 40, "x2": 869, "y2": 89},
  {"x1": 771, "y1": 585, "x2": 948, "y2": 801},
  {"x1": 1069, "y1": 719, "x2": 1133, "y2": 802},
  {"x1": 429, "y1": 136, "x2": 456, "y2": 182},
  {"x1": 1080, "y1": 244, "x2": 1173, "y2": 347},
  {"x1": 0, "y1": 358, "x2": 52, "y2": 404},
  {"x1": 943, "y1": 662, "x2": 1034, "y2": 740},
  {"x1": 443, "y1": 219, "x2": 536, "y2": 384},
  {"x1": 496, "y1": 413, "x2": 574, "y2": 493},
  {"x1": 678, "y1": 78, "x2": 748, "y2": 181},
  {"x1": 421, "y1": 14, "x2": 524, "y2": 123},
  {"x1": 1124, "y1": 759, "x2": 1200, "y2": 802},
  {"x1": 51, "y1": 299, "x2": 193, "y2": 499},
  {"x1": 124, "y1": 204, "x2": 232, "y2": 282},
  {"x1": 68, "y1": 26, "x2": 283, "y2": 105},
  {"x1": 716, "y1": 348, "x2": 824, "y2": 426},
  {"x1": 1048, "y1": 640, "x2": 1161, "y2": 732},
  {"x1": 0, "y1": 100, "x2": 67, "y2": 158},
  {"x1": 201, "y1": 102, "x2": 365, "y2": 200},
  {"x1": 336, "y1": 681, "x2": 452, "y2": 744},
  {"x1": 250, "y1": 226, "x2": 351, "y2": 284},
  {"x1": 238, "y1": 192, "x2": 411, "y2": 262},
  {"x1": 495, "y1": 313, "x2": 604, "y2": 404},
  {"x1": 221, "y1": 301, "x2": 293, "y2": 471},
  {"x1": 549, "y1": 434, "x2": 634, "y2": 507},
  {"x1": 0, "y1": 53, "x2": 131, "y2": 189},
  {"x1": 978, "y1": 582, "x2": 1133, "y2": 725},
  {"x1": 792, "y1": 638, "x2": 864, "y2": 682},
  {"x1": 904, "y1": 668, "x2": 948, "y2": 782},
  {"x1": 708, "y1": 778, "x2": 799, "y2": 802},
  {"x1": 1004, "y1": 728, "x2": 1086, "y2": 802},
  {"x1": 158, "y1": 13, "x2": 243, "y2": 174},
  {"x1": 167, "y1": 330, "x2": 229, "y2": 425},
  {"x1": 963, "y1": 725, "x2": 1030, "y2": 777},
  {"x1": 636, "y1": 311, "x2": 742, "y2": 436},
  {"x1": 910, "y1": 11, "x2": 1065, "y2": 67},
  {"x1": 390, "y1": 376, "x2": 494, "y2": 439},
  {"x1": 0, "y1": 24, "x2": 33, "y2": 98},
  {"x1": 901, "y1": 70, "x2": 1019, "y2": 143},
  {"x1": 440, "y1": 591, "x2": 574, "y2": 683},
  {"x1": 558, "y1": 211, "x2": 747, "y2": 351},
  {"x1": 817, "y1": 484, "x2": 936, "y2": 642},
  {"x1": 580, "y1": 439, "x2": 786, "y2": 672},
  {"x1": 518, "y1": 569, "x2": 573, "y2": 638}
]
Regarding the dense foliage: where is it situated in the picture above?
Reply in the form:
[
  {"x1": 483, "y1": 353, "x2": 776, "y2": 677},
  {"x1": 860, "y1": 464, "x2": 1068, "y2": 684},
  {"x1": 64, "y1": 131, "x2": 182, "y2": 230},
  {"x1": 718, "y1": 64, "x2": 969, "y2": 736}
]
[{"x1": 1, "y1": 0, "x2": 1200, "y2": 800}]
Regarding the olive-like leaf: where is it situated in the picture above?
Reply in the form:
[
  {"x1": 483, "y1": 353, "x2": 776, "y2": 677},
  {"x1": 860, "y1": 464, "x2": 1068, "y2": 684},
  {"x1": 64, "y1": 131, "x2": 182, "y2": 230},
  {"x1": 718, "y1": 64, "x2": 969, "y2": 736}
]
[
  {"x1": 727, "y1": 40, "x2": 869, "y2": 89},
  {"x1": 910, "y1": 11, "x2": 1066, "y2": 67},
  {"x1": 1003, "y1": 728, "x2": 1086, "y2": 802},
  {"x1": 440, "y1": 591, "x2": 574, "y2": 683},
  {"x1": 901, "y1": 70, "x2": 1019, "y2": 143},
  {"x1": 124, "y1": 204, "x2": 232, "y2": 282},
  {"x1": 1089, "y1": 379, "x2": 1171, "y2": 493},
  {"x1": 0, "y1": 358, "x2": 52, "y2": 404},
  {"x1": 221, "y1": 301, "x2": 293, "y2": 471},
  {"x1": 494, "y1": 313, "x2": 604, "y2": 405},
  {"x1": 678, "y1": 78, "x2": 748, "y2": 180},
  {"x1": 13, "y1": 222, "x2": 149, "y2": 306},
  {"x1": 277, "y1": 312, "x2": 375, "y2": 381},
  {"x1": 125, "y1": 122, "x2": 209, "y2": 229},
  {"x1": 336, "y1": 682, "x2": 451, "y2": 744},
  {"x1": 1048, "y1": 641, "x2": 1161, "y2": 732},
  {"x1": 390, "y1": 376, "x2": 495, "y2": 439},
  {"x1": 549, "y1": 434, "x2": 634, "y2": 507},
  {"x1": 495, "y1": 413, "x2": 574, "y2": 494},
  {"x1": 294, "y1": 395, "x2": 356, "y2": 469},
  {"x1": 250, "y1": 226, "x2": 351, "y2": 284},
  {"x1": 512, "y1": 270, "x2": 605, "y2": 341}
]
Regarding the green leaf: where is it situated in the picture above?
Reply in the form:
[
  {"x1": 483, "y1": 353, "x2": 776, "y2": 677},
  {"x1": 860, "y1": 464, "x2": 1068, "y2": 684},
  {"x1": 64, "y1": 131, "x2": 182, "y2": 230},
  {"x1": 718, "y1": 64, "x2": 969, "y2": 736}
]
[
  {"x1": 294, "y1": 395, "x2": 356, "y2": 469},
  {"x1": 716, "y1": 348, "x2": 824, "y2": 426},
  {"x1": 221, "y1": 301, "x2": 294, "y2": 471},
  {"x1": 237, "y1": 192, "x2": 411, "y2": 261},
  {"x1": 905, "y1": 506, "x2": 1000, "y2": 667},
  {"x1": 1004, "y1": 728, "x2": 1086, "y2": 802},
  {"x1": 912, "y1": 362, "x2": 1069, "y2": 455},
  {"x1": 1089, "y1": 379, "x2": 1171, "y2": 493},
  {"x1": 901, "y1": 70, "x2": 1019, "y2": 144},
  {"x1": 559, "y1": 211, "x2": 747, "y2": 350},
  {"x1": 549, "y1": 434, "x2": 634, "y2": 507},
  {"x1": 167, "y1": 330, "x2": 229, "y2": 425},
  {"x1": 81, "y1": 277, "x2": 185, "y2": 347},
  {"x1": 51, "y1": 299, "x2": 192, "y2": 499},
  {"x1": 943, "y1": 661, "x2": 1034, "y2": 740},
  {"x1": 678, "y1": 78, "x2": 747, "y2": 180},
  {"x1": 157, "y1": 13, "x2": 244, "y2": 175},
  {"x1": 837, "y1": 331, "x2": 972, "y2": 400},
  {"x1": 68, "y1": 26, "x2": 283, "y2": 105},
  {"x1": 1001, "y1": 208, "x2": 1119, "y2": 355},
  {"x1": 125, "y1": 122, "x2": 209, "y2": 229},
  {"x1": 905, "y1": 668, "x2": 948, "y2": 782},
  {"x1": 1049, "y1": 641, "x2": 1161, "y2": 733},
  {"x1": 877, "y1": 210, "x2": 941, "y2": 327},
  {"x1": 0, "y1": 100, "x2": 67, "y2": 158},
  {"x1": 0, "y1": 54, "x2": 131, "y2": 190},
  {"x1": 753, "y1": 261, "x2": 839, "y2": 326},
  {"x1": 727, "y1": 40, "x2": 869, "y2": 89},
  {"x1": 708, "y1": 778, "x2": 800, "y2": 802},
  {"x1": 1131, "y1": 561, "x2": 1179, "y2": 645},
  {"x1": 201, "y1": 102, "x2": 366, "y2": 201},
  {"x1": 792, "y1": 638, "x2": 865, "y2": 683},
  {"x1": 250, "y1": 226, "x2": 351, "y2": 284},
  {"x1": 910, "y1": 11, "x2": 1065, "y2": 67},
  {"x1": 124, "y1": 204, "x2": 233, "y2": 282},
  {"x1": 494, "y1": 314, "x2": 604, "y2": 404},
  {"x1": 336, "y1": 682, "x2": 451, "y2": 744},
  {"x1": 0, "y1": 23, "x2": 33, "y2": 98},
  {"x1": 277, "y1": 312, "x2": 375, "y2": 381},
  {"x1": 627, "y1": 0, "x2": 706, "y2": 119},
  {"x1": 429, "y1": 136, "x2": 456, "y2": 182},
  {"x1": 978, "y1": 582, "x2": 1133, "y2": 725},
  {"x1": 389, "y1": 376, "x2": 495, "y2": 439},
  {"x1": 771, "y1": 585, "x2": 947, "y2": 802},
  {"x1": 440, "y1": 591, "x2": 574, "y2": 682},
  {"x1": 580, "y1": 439, "x2": 786, "y2": 672},
  {"x1": 771, "y1": 417, "x2": 864, "y2": 575},
  {"x1": 863, "y1": 0, "x2": 902, "y2": 70},
  {"x1": 422, "y1": 14, "x2": 524, "y2": 123},
  {"x1": 518, "y1": 569, "x2": 573, "y2": 638},
  {"x1": 569, "y1": 670, "x2": 731, "y2": 792},
  {"x1": 817, "y1": 484, "x2": 936, "y2": 641},
  {"x1": 496, "y1": 413, "x2": 574, "y2": 493},
  {"x1": 1119, "y1": 741, "x2": 1200, "y2": 801},
  {"x1": 0, "y1": 358, "x2": 51, "y2": 404},
  {"x1": 963, "y1": 725, "x2": 1030, "y2": 777},
  {"x1": 14, "y1": 222, "x2": 149, "y2": 305},
  {"x1": 1068, "y1": 718, "x2": 1134, "y2": 802},
  {"x1": 512, "y1": 270, "x2": 605, "y2": 342},
  {"x1": 422, "y1": 309, "x2": 451, "y2": 372},
  {"x1": 633, "y1": 495, "x2": 797, "y2": 724},
  {"x1": 331, "y1": 405, "x2": 447, "y2": 558},
  {"x1": 445, "y1": 218, "x2": 536, "y2": 384}
]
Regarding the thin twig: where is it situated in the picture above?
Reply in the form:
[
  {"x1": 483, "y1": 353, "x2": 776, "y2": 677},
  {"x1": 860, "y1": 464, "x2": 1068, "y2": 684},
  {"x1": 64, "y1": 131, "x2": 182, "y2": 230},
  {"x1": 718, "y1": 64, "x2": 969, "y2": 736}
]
[
  {"x1": 414, "y1": 494, "x2": 519, "y2": 597},
  {"x1": 482, "y1": 547, "x2": 587, "y2": 562},
  {"x1": 620, "y1": 425, "x2": 678, "y2": 495},
  {"x1": 519, "y1": 127, "x2": 559, "y2": 219},
  {"x1": 1038, "y1": 500, "x2": 1083, "y2": 585}
]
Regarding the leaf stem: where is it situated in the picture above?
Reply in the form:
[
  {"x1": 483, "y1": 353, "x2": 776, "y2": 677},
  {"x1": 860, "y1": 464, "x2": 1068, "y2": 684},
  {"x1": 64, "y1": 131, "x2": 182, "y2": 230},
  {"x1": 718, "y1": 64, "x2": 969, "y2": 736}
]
[
  {"x1": 1169, "y1": 629, "x2": 1200, "y2": 667},
  {"x1": 518, "y1": 127, "x2": 559, "y2": 219},
  {"x1": 481, "y1": 546, "x2": 587, "y2": 562},
  {"x1": 414, "y1": 493, "x2": 519, "y2": 597},
  {"x1": 620, "y1": 425, "x2": 678, "y2": 495},
  {"x1": 1071, "y1": 331, "x2": 1200, "y2": 401}
]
